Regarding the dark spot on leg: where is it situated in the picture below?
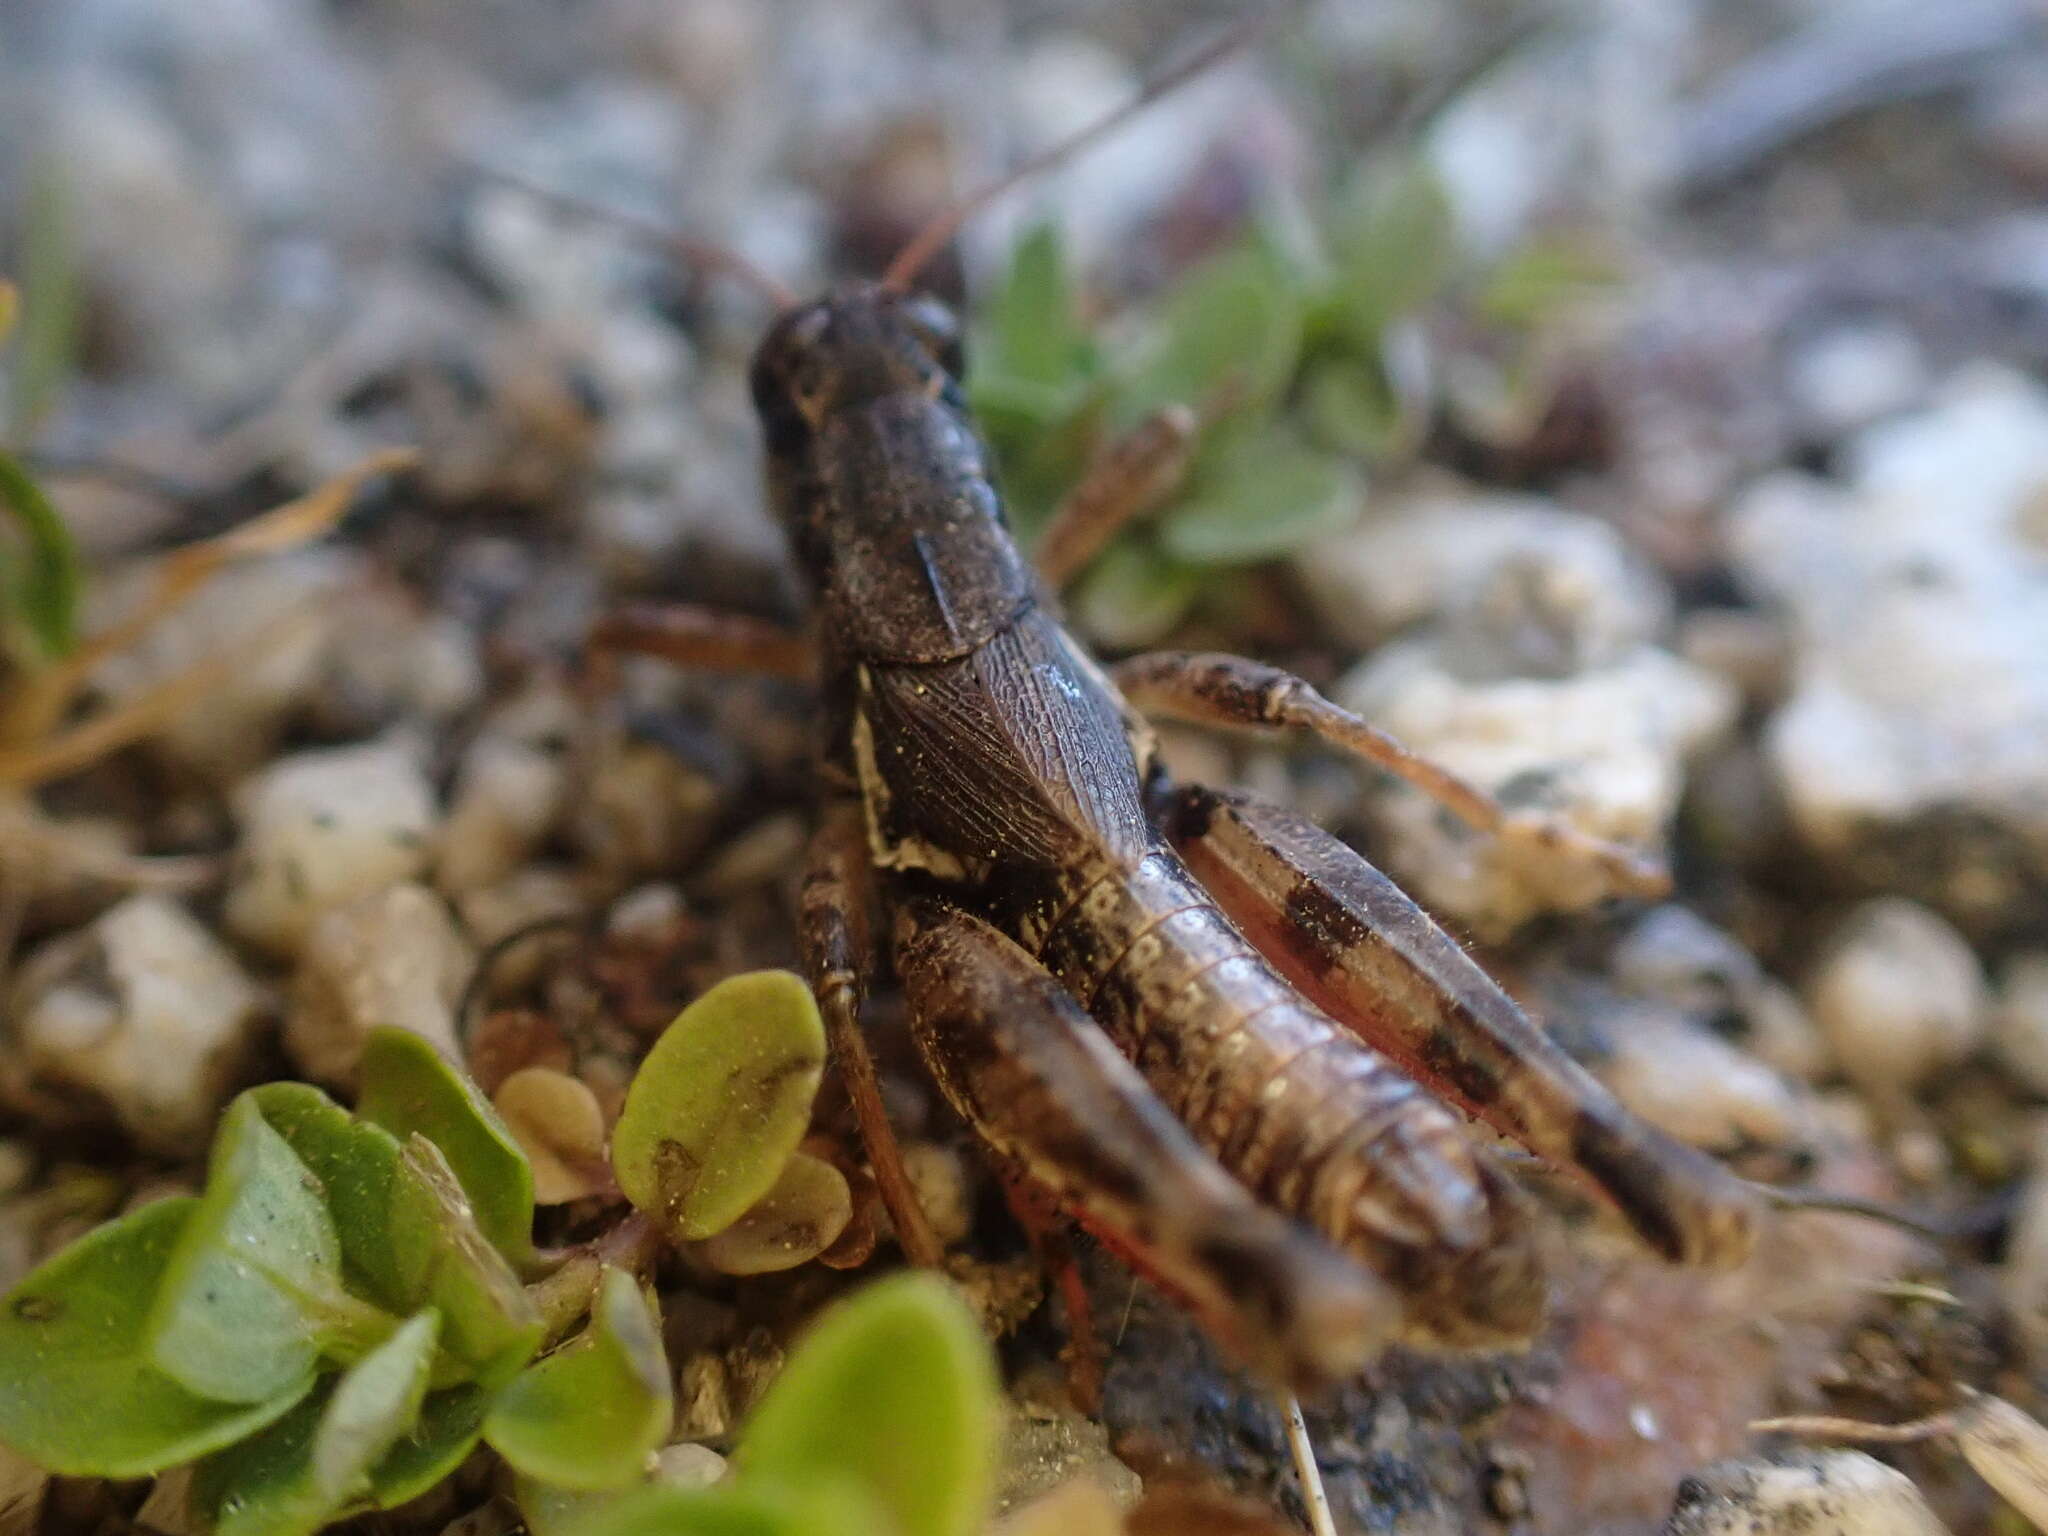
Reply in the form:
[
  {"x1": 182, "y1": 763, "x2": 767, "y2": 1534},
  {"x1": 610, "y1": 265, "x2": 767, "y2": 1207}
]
[{"x1": 1569, "y1": 1113, "x2": 1689, "y2": 1262}]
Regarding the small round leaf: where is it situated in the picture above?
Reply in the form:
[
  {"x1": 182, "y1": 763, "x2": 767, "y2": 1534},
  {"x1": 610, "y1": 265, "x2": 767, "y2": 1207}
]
[
  {"x1": 737, "y1": 1273, "x2": 999, "y2": 1536},
  {"x1": 690, "y1": 1152, "x2": 851, "y2": 1277},
  {"x1": 611, "y1": 972, "x2": 826, "y2": 1242}
]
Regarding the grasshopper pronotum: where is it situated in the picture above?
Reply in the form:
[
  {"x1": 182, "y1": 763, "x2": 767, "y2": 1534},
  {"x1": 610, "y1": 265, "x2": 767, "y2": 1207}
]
[{"x1": 578, "y1": 12, "x2": 1762, "y2": 1399}]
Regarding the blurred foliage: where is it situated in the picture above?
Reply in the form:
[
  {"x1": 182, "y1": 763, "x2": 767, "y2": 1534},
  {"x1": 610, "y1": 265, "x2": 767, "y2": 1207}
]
[
  {"x1": 0, "y1": 166, "x2": 85, "y2": 665},
  {"x1": 967, "y1": 152, "x2": 1611, "y2": 645},
  {"x1": 560, "y1": 1274, "x2": 999, "y2": 1536}
]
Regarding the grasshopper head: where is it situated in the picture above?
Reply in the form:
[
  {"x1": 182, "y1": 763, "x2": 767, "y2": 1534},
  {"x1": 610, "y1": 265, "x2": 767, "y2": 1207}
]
[{"x1": 749, "y1": 283, "x2": 964, "y2": 454}]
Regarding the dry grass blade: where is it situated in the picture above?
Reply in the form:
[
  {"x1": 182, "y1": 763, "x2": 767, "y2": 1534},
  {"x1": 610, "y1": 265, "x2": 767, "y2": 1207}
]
[
  {"x1": 1954, "y1": 1395, "x2": 2048, "y2": 1531},
  {"x1": 0, "y1": 448, "x2": 417, "y2": 769},
  {"x1": 1281, "y1": 1396, "x2": 1336, "y2": 1536}
]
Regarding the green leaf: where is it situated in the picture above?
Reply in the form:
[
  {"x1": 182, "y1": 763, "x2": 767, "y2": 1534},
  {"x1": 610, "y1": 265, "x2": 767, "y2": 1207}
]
[
  {"x1": 1069, "y1": 539, "x2": 1202, "y2": 650},
  {"x1": 486, "y1": 1268, "x2": 672, "y2": 1490},
  {"x1": 251, "y1": 1083, "x2": 409, "y2": 1314},
  {"x1": 147, "y1": 1095, "x2": 365, "y2": 1404},
  {"x1": 0, "y1": 450, "x2": 80, "y2": 661},
  {"x1": 611, "y1": 971, "x2": 826, "y2": 1243},
  {"x1": 194, "y1": 1310, "x2": 441, "y2": 1536},
  {"x1": 386, "y1": 1135, "x2": 543, "y2": 1387},
  {"x1": 1302, "y1": 357, "x2": 1402, "y2": 461},
  {"x1": 690, "y1": 1151, "x2": 852, "y2": 1277},
  {"x1": 365, "y1": 1383, "x2": 492, "y2": 1508},
  {"x1": 974, "y1": 223, "x2": 1097, "y2": 393},
  {"x1": 1329, "y1": 154, "x2": 1457, "y2": 341},
  {"x1": 0, "y1": 1198, "x2": 315, "y2": 1478},
  {"x1": 357, "y1": 1026, "x2": 536, "y2": 1263},
  {"x1": 1158, "y1": 425, "x2": 1362, "y2": 566},
  {"x1": 562, "y1": 1483, "x2": 892, "y2": 1536},
  {"x1": 1475, "y1": 235, "x2": 1620, "y2": 330},
  {"x1": 1114, "y1": 237, "x2": 1305, "y2": 424},
  {"x1": 0, "y1": 279, "x2": 17, "y2": 346},
  {"x1": 737, "y1": 1273, "x2": 999, "y2": 1536},
  {"x1": 253, "y1": 1084, "x2": 541, "y2": 1387}
]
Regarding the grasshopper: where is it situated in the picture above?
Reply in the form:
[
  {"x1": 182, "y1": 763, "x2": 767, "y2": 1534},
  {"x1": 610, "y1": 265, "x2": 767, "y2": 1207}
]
[{"x1": 579, "y1": 18, "x2": 1762, "y2": 1395}]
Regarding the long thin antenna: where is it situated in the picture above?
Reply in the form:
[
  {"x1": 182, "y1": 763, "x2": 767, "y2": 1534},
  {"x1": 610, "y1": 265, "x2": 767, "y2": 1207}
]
[
  {"x1": 880, "y1": 9, "x2": 1282, "y2": 292},
  {"x1": 468, "y1": 164, "x2": 799, "y2": 310}
]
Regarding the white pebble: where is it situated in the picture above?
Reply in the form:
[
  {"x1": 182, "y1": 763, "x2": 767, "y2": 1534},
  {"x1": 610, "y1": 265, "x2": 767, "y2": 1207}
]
[
  {"x1": 1596, "y1": 1004, "x2": 1804, "y2": 1153},
  {"x1": 287, "y1": 883, "x2": 474, "y2": 1086},
  {"x1": 435, "y1": 734, "x2": 567, "y2": 895},
  {"x1": 1805, "y1": 899, "x2": 1988, "y2": 1098},
  {"x1": 651, "y1": 1442, "x2": 726, "y2": 1490},
  {"x1": 1994, "y1": 952, "x2": 2048, "y2": 1097},
  {"x1": 8, "y1": 896, "x2": 268, "y2": 1154},
  {"x1": 1663, "y1": 1450, "x2": 1951, "y2": 1535},
  {"x1": 226, "y1": 738, "x2": 439, "y2": 957}
]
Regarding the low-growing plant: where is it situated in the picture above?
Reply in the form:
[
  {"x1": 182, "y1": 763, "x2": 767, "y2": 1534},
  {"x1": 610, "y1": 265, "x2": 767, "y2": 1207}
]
[
  {"x1": 967, "y1": 151, "x2": 1609, "y2": 646},
  {"x1": 0, "y1": 970, "x2": 954, "y2": 1534}
]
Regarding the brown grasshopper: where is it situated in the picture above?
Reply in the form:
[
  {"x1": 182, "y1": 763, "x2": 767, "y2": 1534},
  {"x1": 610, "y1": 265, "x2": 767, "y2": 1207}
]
[{"x1": 578, "y1": 20, "x2": 1762, "y2": 1395}]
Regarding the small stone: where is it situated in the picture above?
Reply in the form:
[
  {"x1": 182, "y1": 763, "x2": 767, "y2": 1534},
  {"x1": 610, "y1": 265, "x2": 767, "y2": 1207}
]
[
  {"x1": 1594, "y1": 1001, "x2": 1804, "y2": 1154},
  {"x1": 671, "y1": 1352, "x2": 733, "y2": 1444},
  {"x1": 90, "y1": 550, "x2": 355, "y2": 785},
  {"x1": 1295, "y1": 485, "x2": 1668, "y2": 655},
  {"x1": 1783, "y1": 322, "x2": 1926, "y2": 439},
  {"x1": 996, "y1": 1384, "x2": 1143, "y2": 1514},
  {"x1": 436, "y1": 734, "x2": 568, "y2": 895},
  {"x1": 902, "y1": 1141, "x2": 974, "y2": 1248},
  {"x1": 1804, "y1": 899, "x2": 1988, "y2": 1099},
  {"x1": 1337, "y1": 642, "x2": 1734, "y2": 937},
  {"x1": 650, "y1": 1442, "x2": 726, "y2": 1491},
  {"x1": 607, "y1": 883, "x2": 689, "y2": 944},
  {"x1": 2001, "y1": 1134, "x2": 2048, "y2": 1356},
  {"x1": 570, "y1": 734, "x2": 722, "y2": 882},
  {"x1": 287, "y1": 883, "x2": 473, "y2": 1086},
  {"x1": 1994, "y1": 953, "x2": 2048, "y2": 1097},
  {"x1": 226, "y1": 737, "x2": 439, "y2": 958},
  {"x1": 1729, "y1": 369, "x2": 2048, "y2": 928},
  {"x1": 1663, "y1": 1450, "x2": 1951, "y2": 1536},
  {"x1": 7, "y1": 896, "x2": 268, "y2": 1155}
]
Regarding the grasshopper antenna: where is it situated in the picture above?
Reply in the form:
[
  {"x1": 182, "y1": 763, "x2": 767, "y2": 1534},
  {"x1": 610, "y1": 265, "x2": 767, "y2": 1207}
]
[
  {"x1": 880, "y1": 7, "x2": 1284, "y2": 293},
  {"x1": 468, "y1": 163, "x2": 800, "y2": 311}
]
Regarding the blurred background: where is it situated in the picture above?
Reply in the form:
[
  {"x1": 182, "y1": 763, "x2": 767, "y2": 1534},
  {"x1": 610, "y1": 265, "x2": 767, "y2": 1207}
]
[{"x1": 4, "y1": 2, "x2": 2048, "y2": 1533}]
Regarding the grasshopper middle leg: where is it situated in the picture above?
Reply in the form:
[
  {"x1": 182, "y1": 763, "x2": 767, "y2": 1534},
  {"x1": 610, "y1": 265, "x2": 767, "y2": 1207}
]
[
  {"x1": 800, "y1": 802, "x2": 944, "y2": 1268},
  {"x1": 1112, "y1": 650, "x2": 1669, "y2": 901},
  {"x1": 1165, "y1": 782, "x2": 1761, "y2": 1270}
]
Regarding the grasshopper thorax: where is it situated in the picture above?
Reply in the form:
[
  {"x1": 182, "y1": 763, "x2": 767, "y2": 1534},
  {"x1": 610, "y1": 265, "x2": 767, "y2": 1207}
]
[{"x1": 750, "y1": 282, "x2": 1034, "y2": 666}]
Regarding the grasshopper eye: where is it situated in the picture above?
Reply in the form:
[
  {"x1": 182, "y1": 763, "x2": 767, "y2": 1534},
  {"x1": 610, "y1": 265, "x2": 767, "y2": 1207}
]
[{"x1": 898, "y1": 294, "x2": 964, "y2": 378}]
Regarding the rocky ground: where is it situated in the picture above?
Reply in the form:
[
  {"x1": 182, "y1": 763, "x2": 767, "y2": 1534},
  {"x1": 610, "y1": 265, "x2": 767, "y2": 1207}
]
[{"x1": 5, "y1": 0, "x2": 2048, "y2": 1533}]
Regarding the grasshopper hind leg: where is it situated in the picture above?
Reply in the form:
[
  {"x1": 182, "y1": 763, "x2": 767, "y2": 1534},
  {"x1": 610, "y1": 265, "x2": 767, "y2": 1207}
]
[
  {"x1": 894, "y1": 898, "x2": 1402, "y2": 1395},
  {"x1": 1164, "y1": 782, "x2": 1762, "y2": 1272}
]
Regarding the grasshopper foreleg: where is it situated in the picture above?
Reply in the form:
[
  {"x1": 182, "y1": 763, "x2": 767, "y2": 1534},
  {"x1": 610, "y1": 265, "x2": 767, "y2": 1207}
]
[
  {"x1": 1164, "y1": 783, "x2": 1761, "y2": 1270},
  {"x1": 894, "y1": 898, "x2": 1400, "y2": 1394},
  {"x1": 1112, "y1": 651, "x2": 1670, "y2": 902},
  {"x1": 801, "y1": 802, "x2": 945, "y2": 1268}
]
